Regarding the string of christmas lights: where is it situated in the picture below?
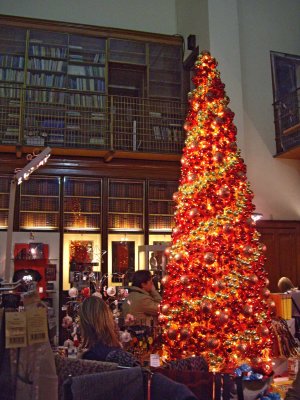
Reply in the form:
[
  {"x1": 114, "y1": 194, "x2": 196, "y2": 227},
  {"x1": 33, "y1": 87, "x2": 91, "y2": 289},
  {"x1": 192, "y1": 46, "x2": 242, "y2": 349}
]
[{"x1": 159, "y1": 51, "x2": 274, "y2": 373}]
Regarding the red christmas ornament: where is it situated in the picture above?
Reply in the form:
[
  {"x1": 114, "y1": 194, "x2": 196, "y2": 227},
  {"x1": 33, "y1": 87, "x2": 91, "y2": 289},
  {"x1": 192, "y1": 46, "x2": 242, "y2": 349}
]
[
  {"x1": 161, "y1": 275, "x2": 170, "y2": 285},
  {"x1": 161, "y1": 304, "x2": 170, "y2": 315},
  {"x1": 223, "y1": 224, "x2": 232, "y2": 234},
  {"x1": 249, "y1": 274, "x2": 258, "y2": 283},
  {"x1": 81, "y1": 287, "x2": 90, "y2": 298},
  {"x1": 180, "y1": 328, "x2": 190, "y2": 340},
  {"x1": 237, "y1": 343, "x2": 247, "y2": 354},
  {"x1": 173, "y1": 192, "x2": 179, "y2": 201},
  {"x1": 202, "y1": 300, "x2": 213, "y2": 313},
  {"x1": 180, "y1": 275, "x2": 189, "y2": 285},
  {"x1": 243, "y1": 305, "x2": 253, "y2": 315},
  {"x1": 243, "y1": 245, "x2": 253, "y2": 255},
  {"x1": 262, "y1": 287, "x2": 270, "y2": 298},
  {"x1": 189, "y1": 208, "x2": 198, "y2": 217},
  {"x1": 204, "y1": 252, "x2": 215, "y2": 264},
  {"x1": 217, "y1": 186, "x2": 230, "y2": 198},
  {"x1": 167, "y1": 328, "x2": 177, "y2": 340},
  {"x1": 207, "y1": 337, "x2": 219, "y2": 349},
  {"x1": 213, "y1": 152, "x2": 224, "y2": 163}
]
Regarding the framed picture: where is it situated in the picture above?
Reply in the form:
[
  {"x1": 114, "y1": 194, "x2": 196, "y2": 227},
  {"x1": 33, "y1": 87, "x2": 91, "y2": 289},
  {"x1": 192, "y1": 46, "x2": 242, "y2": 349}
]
[{"x1": 112, "y1": 241, "x2": 135, "y2": 283}]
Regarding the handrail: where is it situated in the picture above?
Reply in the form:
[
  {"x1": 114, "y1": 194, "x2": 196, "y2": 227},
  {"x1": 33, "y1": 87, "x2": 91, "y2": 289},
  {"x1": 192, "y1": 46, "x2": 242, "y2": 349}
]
[{"x1": 0, "y1": 84, "x2": 187, "y2": 155}]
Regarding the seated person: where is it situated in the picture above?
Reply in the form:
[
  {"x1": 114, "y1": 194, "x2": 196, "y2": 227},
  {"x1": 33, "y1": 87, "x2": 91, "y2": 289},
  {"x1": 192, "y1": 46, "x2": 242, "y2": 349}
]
[
  {"x1": 285, "y1": 369, "x2": 300, "y2": 400},
  {"x1": 121, "y1": 270, "x2": 162, "y2": 326},
  {"x1": 278, "y1": 277, "x2": 297, "y2": 293},
  {"x1": 278, "y1": 276, "x2": 300, "y2": 339},
  {"x1": 79, "y1": 296, "x2": 139, "y2": 367}
]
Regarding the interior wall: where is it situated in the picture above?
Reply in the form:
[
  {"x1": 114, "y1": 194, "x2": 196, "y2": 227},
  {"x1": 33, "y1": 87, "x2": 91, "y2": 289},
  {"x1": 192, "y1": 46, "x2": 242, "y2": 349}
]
[
  {"x1": 0, "y1": 0, "x2": 177, "y2": 35},
  {"x1": 237, "y1": 0, "x2": 300, "y2": 220},
  {"x1": 176, "y1": 0, "x2": 209, "y2": 60}
]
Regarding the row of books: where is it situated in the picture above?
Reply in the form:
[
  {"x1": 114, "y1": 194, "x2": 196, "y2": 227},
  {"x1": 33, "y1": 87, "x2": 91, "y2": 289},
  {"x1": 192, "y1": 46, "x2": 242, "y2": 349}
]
[
  {"x1": 69, "y1": 52, "x2": 105, "y2": 64},
  {"x1": 27, "y1": 72, "x2": 66, "y2": 88},
  {"x1": 64, "y1": 213, "x2": 100, "y2": 229},
  {"x1": 24, "y1": 90, "x2": 106, "y2": 108},
  {"x1": 28, "y1": 58, "x2": 66, "y2": 72},
  {"x1": 29, "y1": 45, "x2": 67, "y2": 59},
  {"x1": 25, "y1": 135, "x2": 45, "y2": 146},
  {"x1": 21, "y1": 196, "x2": 59, "y2": 212},
  {"x1": 0, "y1": 86, "x2": 21, "y2": 98},
  {"x1": 0, "y1": 177, "x2": 10, "y2": 193},
  {"x1": 69, "y1": 93, "x2": 105, "y2": 108},
  {"x1": 149, "y1": 202, "x2": 174, "y2": 214},
  {"x1": 67, "y1": 65, "x2": 105, "y2": 77},
  {"x1": 68, "y1": 77, "x2": 105, "y2": 92},
  {"x1": 149, "y1": 184, "x2": 177, "y2": 199},
  {"x1": 64, "y1": 180, "x2": 101, "y2": 197},
  {"x1": 108, "y1": 214, "x2": 143, "y2": 230},
  {"x1": 0, "y1": 68, "x2": 24, "y2": 82},
  {"x1": 152, "y1": 125, "x2": 182, "y2": 142},
  {"x1": 26, "y1": 89, "x2": 66, "y2": 104},
  {"x1": 149, "y1": 215, "x2": 174, "y2": 230},
  {"x1": 21, "y1": 179, "x2": 59, "y2": 196},
  {"x1": 0, "y1": 212, "x2": 8, "y2": 228},
  {"x1": 109, "y1": 198, "x2": 143, "y2": 213},
  {"x1": 0, "y1": 55, "x2": 25, "y2": 69},
  {"x1": 20, "y1": 213, "x2": 59, "y2": 228},
  {"x1": 0, "y1": 194, "x2": 9, "y2": 209},
  {"x1": 109, "y1": 183, "x2": 143, "y2": 198},
  {"x1": 64, "y1": 197, "x2": 101, "y2": 213}
]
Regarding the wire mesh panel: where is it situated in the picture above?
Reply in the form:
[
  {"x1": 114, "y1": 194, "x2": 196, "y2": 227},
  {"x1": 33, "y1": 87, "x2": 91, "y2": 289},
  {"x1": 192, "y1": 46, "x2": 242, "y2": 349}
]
[
  {"x1": 110, "y1": 96, "x2": 186, "y2": 154},
  {"x1": 0, "y1": 85, "x2": 22, "y2": 144},
  {"x1": 65, "y1": 96, "x2": 109, "y2": 149},
  {"x1": 25, "y1": 91, "x2": 66, "y2": 147}
]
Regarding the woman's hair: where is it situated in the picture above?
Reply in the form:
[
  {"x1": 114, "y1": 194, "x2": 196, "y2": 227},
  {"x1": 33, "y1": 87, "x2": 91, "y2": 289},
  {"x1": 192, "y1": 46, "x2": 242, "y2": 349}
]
[
  {"x1": 278, "y1": 276, "x2": 295, "y2": 293},
  {"x1": 132, "y1": 270, "x2": 152, "y2": 288},
  {"x1": 79, "y1": 296, "x2": 121, "y2": 348}
]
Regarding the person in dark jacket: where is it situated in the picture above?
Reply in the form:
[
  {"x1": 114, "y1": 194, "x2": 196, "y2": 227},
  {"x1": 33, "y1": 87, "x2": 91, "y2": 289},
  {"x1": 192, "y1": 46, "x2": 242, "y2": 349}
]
[
  {"x1": 121, "y1": 270, "x2": 162, "y2": 326},
  {"x1": 79, "y1": 296, "x2": 139, "y2": 366},
  {"x1": 285, "y1": 369, "x2": 300, "y2": 400}
]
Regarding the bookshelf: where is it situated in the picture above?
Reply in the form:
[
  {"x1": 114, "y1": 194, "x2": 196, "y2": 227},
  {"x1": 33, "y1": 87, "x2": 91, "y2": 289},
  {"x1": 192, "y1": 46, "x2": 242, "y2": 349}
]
[
  {"x1": 0, "y1": 20, "x2": 185, "y2": 150},
  {"x1": 108, "y1": 179, "x2": 144, "y2": 231},
  {"x1": 0, "y1": 175, "x2": 11, "y2": 229},
  {"x1": 19, "y1": 176, "x2": 60, "y2": 230},
  {"x1": 0, "y1": 26, "x2": 26, "y2": 145},
  {"x1": 149, "y1": 43, "x2": 182, "y2": 100},
  {"x1": 148, "y1": 180, "x2": 177, "y2": 232},
  {"x1": 63, "y1": 177, "x2": 102, "y2": 231}
]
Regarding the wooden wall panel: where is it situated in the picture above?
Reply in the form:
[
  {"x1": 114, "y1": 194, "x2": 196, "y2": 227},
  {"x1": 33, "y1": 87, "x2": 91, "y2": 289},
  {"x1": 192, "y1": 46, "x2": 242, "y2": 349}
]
[{"x1": 257, "y1": 221, "x2": 300, "y2": 293}]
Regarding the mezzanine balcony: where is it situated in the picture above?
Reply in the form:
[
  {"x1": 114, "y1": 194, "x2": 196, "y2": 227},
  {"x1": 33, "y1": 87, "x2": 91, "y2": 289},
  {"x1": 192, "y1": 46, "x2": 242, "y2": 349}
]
[
  {"x1": 0, "y1": 85, "x2": 187, "y2": 161},
  {"x1": 274, "y1": 87, "x2": 300, "y2": 159}
]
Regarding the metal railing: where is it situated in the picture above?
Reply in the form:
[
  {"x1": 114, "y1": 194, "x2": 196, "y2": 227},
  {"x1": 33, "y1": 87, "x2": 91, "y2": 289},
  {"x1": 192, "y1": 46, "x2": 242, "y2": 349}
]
[
  {"x1": 273, "y1": 87, "x2": 300, "y2": 154},
  {"x1": 0, "y1": 85, "x2": 187, "y2": 155}
]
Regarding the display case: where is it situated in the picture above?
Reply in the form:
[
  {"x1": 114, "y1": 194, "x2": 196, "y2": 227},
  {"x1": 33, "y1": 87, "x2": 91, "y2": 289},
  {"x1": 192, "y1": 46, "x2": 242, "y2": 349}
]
[
  {"x1": 148, "y1": 180, "x2": 177, "y2": 232},
  {"x1": 0, "y1": 175, "x2": 11, "y2": 229},
  {"x1": 63, "y1": 177, "x2": 102, "y2": 231},
  {"x1": 108, "y1": 179, "x2": 144, "y2": 231},
  {"x1": 19, "y1": 176, "x2": 60, "y2": 230}
]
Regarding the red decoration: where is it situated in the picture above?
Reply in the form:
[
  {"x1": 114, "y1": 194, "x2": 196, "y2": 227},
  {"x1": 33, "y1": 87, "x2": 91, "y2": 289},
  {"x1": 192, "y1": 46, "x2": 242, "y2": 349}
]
[{"x1": 159, "y1": 51, "x2": 273, "y2": 372}]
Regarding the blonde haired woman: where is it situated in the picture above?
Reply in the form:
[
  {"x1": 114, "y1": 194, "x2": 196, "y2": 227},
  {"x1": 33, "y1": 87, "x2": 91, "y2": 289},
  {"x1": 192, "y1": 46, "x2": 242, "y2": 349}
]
[{"x1": 79, "y1": 296, "x2": 139, "y2": 367}]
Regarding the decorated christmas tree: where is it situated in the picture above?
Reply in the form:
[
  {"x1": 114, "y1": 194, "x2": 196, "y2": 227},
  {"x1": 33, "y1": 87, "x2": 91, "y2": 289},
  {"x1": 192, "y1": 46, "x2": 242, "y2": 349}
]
[{"x1": 159, "y1": 51, "x2": 273, "y2": 373}]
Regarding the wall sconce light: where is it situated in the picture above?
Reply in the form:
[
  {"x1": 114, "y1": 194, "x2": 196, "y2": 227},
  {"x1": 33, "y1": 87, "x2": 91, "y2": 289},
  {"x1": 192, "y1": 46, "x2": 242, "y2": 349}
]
[{"x1": 251, "y1": 213, "x2": 263, "y2": 222}]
